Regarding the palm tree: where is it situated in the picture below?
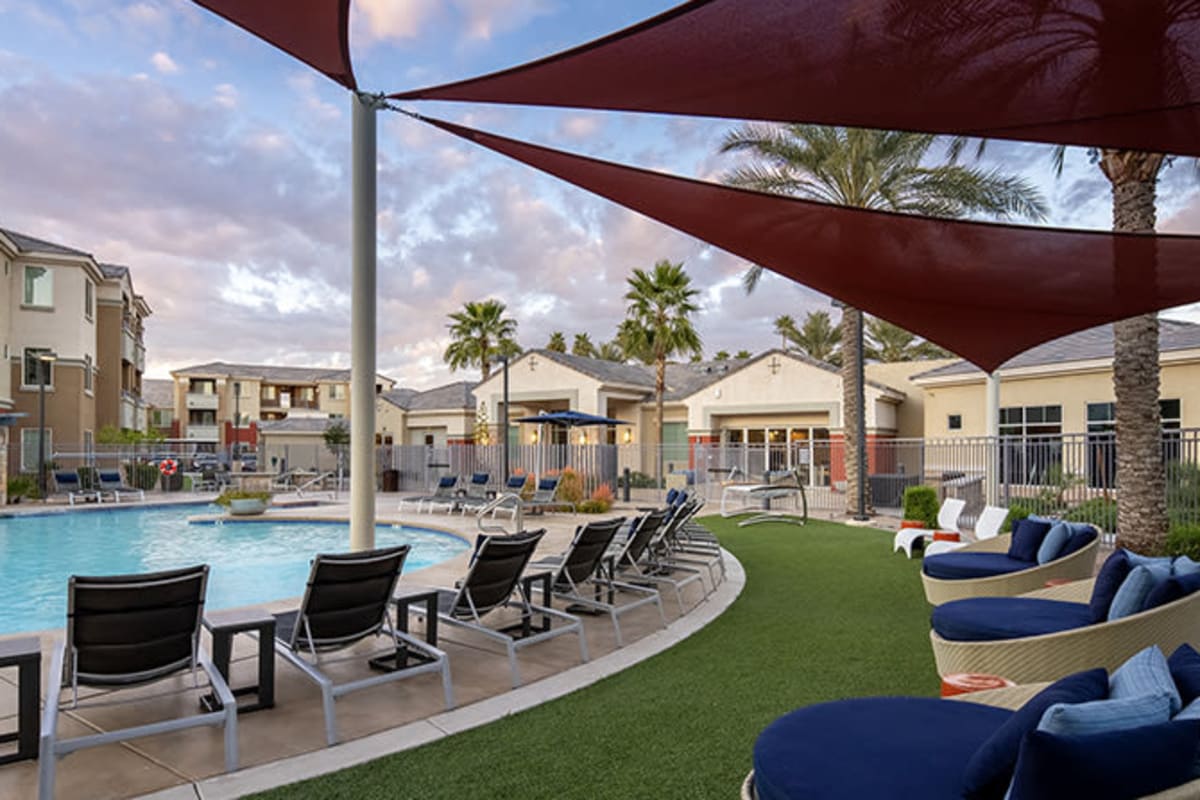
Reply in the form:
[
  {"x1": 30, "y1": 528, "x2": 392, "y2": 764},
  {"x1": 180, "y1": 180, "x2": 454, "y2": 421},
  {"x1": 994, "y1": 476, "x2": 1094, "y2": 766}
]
[
  {"x1": 774, "y1": 315, "x2": 799, "y2": 349},
  {"x1": 735, "y1": 350, "x2": 752, "y2": 359},
  {"x1": 865, "y1": 317, "x2": 951, "y2": 362},
  {"x1": 618, "y1": 259, "x2": 702, "y2": 484},
  {"x1": 443, "y1": 299, "x2": 520, "y2": 381},
  {"x1": 794, "y1": 310, "x2": 842, "y2": 365},
  {"x1": 721, "y1": 125, "x2": 1047, "y2": 516},
  {"x1": 596, "y1": 340, "x2": 625, "y2": 362},
  {"x1": 572, "y1": 333, "x2": 596, "y2": 358},
  {"x1": 546, "y1": 331, "x2": 567, "y2": 352},
  {"x1": 714, "y1": 350, "x2": 730, "y2": 361}
]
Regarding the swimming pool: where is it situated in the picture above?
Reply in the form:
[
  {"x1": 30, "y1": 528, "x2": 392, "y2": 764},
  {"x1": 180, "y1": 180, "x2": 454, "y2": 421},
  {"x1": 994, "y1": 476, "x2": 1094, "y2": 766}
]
[{"x1": 0, "y1": 505, "x2": 469, "y2": 635}]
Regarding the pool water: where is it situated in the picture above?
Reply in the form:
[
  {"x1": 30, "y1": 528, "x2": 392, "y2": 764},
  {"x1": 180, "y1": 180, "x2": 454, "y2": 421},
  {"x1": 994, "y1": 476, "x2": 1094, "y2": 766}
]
[{"x1": 0, "y1": 505, "x2": 469, "y2": 635}]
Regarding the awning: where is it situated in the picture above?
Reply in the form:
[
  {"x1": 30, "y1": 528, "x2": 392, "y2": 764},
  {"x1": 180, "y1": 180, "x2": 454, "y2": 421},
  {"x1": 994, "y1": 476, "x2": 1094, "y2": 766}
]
[
  {"x1": 415, "y1": 115, "x2": 1200, "y2": 373},
  {"x1": 192, "y1": 0, "x2": 356, "y2": 90},
  {"x1": 392, "y1": 0, "x2": 1200, "y2": 157},
  {"x1": 512, "y1": 411, "x2": 632, "y2": 427}
]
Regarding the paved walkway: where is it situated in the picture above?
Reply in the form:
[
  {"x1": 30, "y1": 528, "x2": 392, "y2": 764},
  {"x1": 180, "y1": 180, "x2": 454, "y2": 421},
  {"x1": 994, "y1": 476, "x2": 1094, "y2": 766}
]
[{"x1": 0, "y1": 493, "x2": 741, "y2": 800}]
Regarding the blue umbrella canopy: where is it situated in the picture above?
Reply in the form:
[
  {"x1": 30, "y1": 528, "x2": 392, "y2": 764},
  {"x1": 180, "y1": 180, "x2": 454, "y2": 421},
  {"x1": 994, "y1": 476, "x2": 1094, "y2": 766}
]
[{"x1": 512, "y1": 410, "x2": 630, "y2": 427}]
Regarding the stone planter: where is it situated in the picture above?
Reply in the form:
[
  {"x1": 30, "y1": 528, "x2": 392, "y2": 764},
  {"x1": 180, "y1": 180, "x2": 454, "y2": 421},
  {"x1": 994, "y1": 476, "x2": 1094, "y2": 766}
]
[{"x1": 227, "y1": 498, "x2": 268, "y2": 516}]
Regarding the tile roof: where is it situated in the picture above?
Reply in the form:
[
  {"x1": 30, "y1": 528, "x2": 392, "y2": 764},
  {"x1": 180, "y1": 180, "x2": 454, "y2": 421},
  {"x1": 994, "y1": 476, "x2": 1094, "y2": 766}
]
[
  {"x1": 912, "y1": 320, "x2": 1200, "y2": 380},
  {"x1": 141, "y1": 379, "x2": 175, "y2": 408},
  {"x1": 0, "y1": 227, "x2": 91, "y2": 257},
  {"x1": 172, "y1": 361, "x2": 391, "y2": 385},
  {"x1": 381, "y1": 382, "x2": 475, "y2": 411},
  {"x1": 98, "y1": 263, "x2": 130, "y2": 280},
  {"x1": 535, "y1": 349, "x2": 656, "y2": 388}
]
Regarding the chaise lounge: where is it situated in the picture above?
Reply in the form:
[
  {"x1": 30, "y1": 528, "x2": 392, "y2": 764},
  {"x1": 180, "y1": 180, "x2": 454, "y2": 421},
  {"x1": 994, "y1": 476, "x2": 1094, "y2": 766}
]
[
  {"x1": 921, "y1": 517, "x2": 1100, "y2": 605},
  {"x1": 929, "y1": 551, "x2": 1200, "y2": 683}
]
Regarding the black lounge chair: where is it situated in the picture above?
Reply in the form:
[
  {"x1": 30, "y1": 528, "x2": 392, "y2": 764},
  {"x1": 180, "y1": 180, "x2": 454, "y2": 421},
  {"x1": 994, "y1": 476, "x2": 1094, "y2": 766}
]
[
  {"x1": 613, "y1": 507, "x2": 707, "y2": 613},
  {"x1": 657, "y1": 497, "x2": 726, "y2": 589},
  {"x1": 455, "y1": 471, "x2": 493, "y2": 513},
  {"x1": 97, "y1": 469, "x2": 145, "y2": 502},
  {"x1": 525, "y1": 476, "x2": 575, "y2": 514},
  {"x1": 419, "y1": 529, "x2": 588, "y2": 688},
  {"x1": 528, "y1": 516, "x2": 667, "y2": 647},
  {"x1": 273, "y1": 545, "x2": 453, "y2": 746},
  {"x1": 39, "y1": 565, "x2": 238, "y2": 800}
]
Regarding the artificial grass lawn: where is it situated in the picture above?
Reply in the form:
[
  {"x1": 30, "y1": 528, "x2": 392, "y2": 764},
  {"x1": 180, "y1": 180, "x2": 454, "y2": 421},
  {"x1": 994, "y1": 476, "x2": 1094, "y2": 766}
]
[{"x1": 252, "y1": 517, "x2": 935, "y2": 799}]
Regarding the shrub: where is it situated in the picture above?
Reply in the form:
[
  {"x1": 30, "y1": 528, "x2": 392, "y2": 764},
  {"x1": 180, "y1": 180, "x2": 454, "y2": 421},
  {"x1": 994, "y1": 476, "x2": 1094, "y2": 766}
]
[
  {"x1": 591, "y1": 483, "x2": 614, "y2": 508},
  {"x1": 578, "y1": 499, "x2": 609, "y2": 514},
  {"x1": 126, "y1": 462, "x2": 163, "y2": 491},
  {"x1": 214, "y1": 489, "x2": 272, "y2": 507},
  {"x1": 558, "y1": 468, "x2": 585, "y2": 505},
  {"x1": 6, "y1": 474, "x2": 35, "y2": 504},
  {"x1": 1064, "y1": 497, "x2": 1117, "y2": 533},
  {"x1": 901, "y1": 485, "x2": 939, "y2": 528},
  {"x1": 1001, "y1": 503, "x2": 1034, "y2": 533},
  {"x1": 1166, "y1": 524, "x2": 1200, "y2": 561}
]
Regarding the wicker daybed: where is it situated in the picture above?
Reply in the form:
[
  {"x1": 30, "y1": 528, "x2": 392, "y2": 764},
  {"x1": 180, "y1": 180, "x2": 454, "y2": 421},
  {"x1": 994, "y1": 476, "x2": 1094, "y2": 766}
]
[
  {"x1": 921, "y1": 531, "x2": 1100, "y2": 605},
  {"x1": 741, "y1": 679, "x2": 1200, "y2": 799},
  {"x1": 930, "y1": 577, "x2": 1200, "y2": 684}
]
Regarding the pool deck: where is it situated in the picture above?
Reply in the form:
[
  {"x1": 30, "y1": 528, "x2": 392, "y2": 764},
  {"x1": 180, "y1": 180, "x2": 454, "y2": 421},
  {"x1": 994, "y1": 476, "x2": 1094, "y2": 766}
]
[{"x1": 0, "y1": 493, "x2": 743, "y2": 800}]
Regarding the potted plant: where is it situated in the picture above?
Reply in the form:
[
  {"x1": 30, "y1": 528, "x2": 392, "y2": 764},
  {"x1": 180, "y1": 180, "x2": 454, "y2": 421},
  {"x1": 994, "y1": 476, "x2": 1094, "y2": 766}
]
[
  {"x1": 215, "y1": 489, "x2": 272, "y2": 516},
  {"x1": 901, "y1": 485, "x2": 939, "y2": 529}
]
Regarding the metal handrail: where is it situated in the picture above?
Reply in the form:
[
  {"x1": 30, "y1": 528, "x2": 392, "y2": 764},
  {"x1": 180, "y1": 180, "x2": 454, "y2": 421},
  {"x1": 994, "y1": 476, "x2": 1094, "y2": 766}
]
[
  {"x1": 476, "y1": 492, "x2": 524, "y2": 535},
  {"x1": 293, "y1": 471, "x2": 335, "y2": 498}
]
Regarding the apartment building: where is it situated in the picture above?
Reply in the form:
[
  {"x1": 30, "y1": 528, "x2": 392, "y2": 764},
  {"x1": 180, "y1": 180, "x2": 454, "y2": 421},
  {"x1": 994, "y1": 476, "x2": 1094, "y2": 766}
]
[
  {"x1": 0, "y1": 227, "x2": 150, "y2": 476},
  {"x1": 169, "y1": 362, "x2": 396, "y2": 451}
]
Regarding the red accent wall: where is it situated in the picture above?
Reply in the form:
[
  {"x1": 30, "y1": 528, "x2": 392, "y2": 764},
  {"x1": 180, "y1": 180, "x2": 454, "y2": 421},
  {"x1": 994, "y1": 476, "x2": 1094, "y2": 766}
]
[
  {"x1": 687, "y1": 434, "x2": 718, "y2": 469},
  {"x1": 829, "y1": 433, "x2": 894, "y2": 484}
]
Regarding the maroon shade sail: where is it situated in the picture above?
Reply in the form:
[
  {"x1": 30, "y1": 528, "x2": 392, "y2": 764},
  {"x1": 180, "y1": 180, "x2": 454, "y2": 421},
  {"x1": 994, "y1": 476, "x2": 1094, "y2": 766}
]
[
  {"x1": 393, "y1": 0, "x2": 1200, "y2": 157},
  {"x1": 193, "y1": 0, "x2": 356, "y2": 90},
  {"x1": 418, "y1": 115, "x2": 1200, "y2": 371}
]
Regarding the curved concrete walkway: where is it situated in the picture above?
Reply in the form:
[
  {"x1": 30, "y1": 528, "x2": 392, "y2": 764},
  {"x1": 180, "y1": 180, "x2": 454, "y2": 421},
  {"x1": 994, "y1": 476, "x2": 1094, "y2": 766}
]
[{"x1": 133, "y1": 544, "x2": 745, "y2": 800}]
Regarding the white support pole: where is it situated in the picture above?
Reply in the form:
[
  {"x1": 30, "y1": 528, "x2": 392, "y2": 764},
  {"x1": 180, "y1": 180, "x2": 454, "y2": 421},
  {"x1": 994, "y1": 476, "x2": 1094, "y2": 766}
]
[
  {"x1": 350, "y1": 93, "x2": 378, "y2": 551},
  {"x1": 985, "y1": 371, "x2": 1000, "y2": 506}
]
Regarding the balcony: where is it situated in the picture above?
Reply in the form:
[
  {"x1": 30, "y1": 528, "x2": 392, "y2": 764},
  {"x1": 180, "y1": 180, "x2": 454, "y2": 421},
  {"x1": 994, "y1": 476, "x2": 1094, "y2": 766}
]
[
  {"x1": 135, "y1": 343, "x2": 145, "y2": 372},
  {"x1": 186, "y1": 425, "x2": 219, "y2": 441},
  {"x1": 121, "y1": 329, "x2": 137, "y2": 363},
  {"x1": 186, "y1": 393, "x2": 219, "y2": 411},
  {"x1": 120, "y1": 396, "x2": 136, "y2": 430}
]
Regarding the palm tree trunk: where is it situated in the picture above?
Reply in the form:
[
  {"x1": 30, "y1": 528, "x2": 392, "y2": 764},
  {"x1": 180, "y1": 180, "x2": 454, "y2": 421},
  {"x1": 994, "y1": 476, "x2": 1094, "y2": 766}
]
[
  {"x1": 1102, "y1": 151, "x2": 1167, "y2": 552},
  {"x1": 840, "y1": 306, "x2": 871, "y2": 516},
  {"x1": 655, "y1": 356, "x2": 666, "y2": 486}
]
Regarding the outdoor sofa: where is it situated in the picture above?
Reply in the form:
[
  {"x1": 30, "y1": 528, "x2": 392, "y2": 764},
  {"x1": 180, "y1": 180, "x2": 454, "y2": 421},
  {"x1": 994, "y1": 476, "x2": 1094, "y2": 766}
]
[
  {"x1": 921, "y1": 518, "x2": 1100, "y2": 605},
  {"x1": 930, "y1": 551, "x2": 1200, "y2": 683},
  {"x1": 745, "y1": 645, "x2": 1200, "y2": 800}
]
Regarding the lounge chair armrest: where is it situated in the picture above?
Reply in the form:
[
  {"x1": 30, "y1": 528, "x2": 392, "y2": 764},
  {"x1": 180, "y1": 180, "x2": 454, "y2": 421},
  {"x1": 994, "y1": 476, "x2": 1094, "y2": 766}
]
[
  {"x1": 197, "y1": 647, "x2": 237, "y2": 711},
  {"x1": 40, "y1": 638, "x2": 66, "y2": 748}
]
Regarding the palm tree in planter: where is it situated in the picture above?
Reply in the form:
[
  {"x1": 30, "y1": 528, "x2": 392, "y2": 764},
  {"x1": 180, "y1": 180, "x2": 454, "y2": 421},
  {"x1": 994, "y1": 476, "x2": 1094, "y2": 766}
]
[
  {"x1": 720, "y1": 125, "x2": 1047, "y2": 516},
  {"x1": 618, "y1": 260, "x2": 702, "y2": 486},
  {"x1": 444, "y1": 299, "x2": 521, "y2": 381},
  {"x1": 865, "y1": 317, "x2": 950, "y2": 362}
]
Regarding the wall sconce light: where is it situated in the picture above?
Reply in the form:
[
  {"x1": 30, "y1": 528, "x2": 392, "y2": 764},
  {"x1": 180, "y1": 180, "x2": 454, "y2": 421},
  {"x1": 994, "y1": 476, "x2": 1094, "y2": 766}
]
[
  {"x1": 623, "y1": 429, "x2": 633, "y2": 444},
  {"x1": 579, "y1": 432, "x2": 588, "y2": 445},
  {"x1": 531, "y1": 430, "x2": 539, "y2": 444}
]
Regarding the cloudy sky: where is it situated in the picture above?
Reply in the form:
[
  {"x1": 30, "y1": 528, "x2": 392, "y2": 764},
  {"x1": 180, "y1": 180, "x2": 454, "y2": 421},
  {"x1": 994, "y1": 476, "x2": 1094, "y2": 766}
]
[{"x1": 2, "y1": 0, "x2": 1199, "y2": 389}]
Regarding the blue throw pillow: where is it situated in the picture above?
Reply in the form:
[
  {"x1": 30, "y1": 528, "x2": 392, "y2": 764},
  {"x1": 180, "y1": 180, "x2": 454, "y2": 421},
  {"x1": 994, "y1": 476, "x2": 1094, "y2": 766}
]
[
  {"x1": 1058, "y1": 526, "x2": 1097, "y2": 558},
  {"x1": 1170, "y1": 644, "x2": 1200, "y2": 707},
  {"x1": 1036, "y1": 523, "x2": 1070, "y2": 565},
  {"x1": 1108, "y1": 563, "x2": 1171, "y2": 621},
  {"x1": 1007, "y1": 722, "x2": 1200, "y2": 800},
  {"x1": 962, "y1": 668, "x2": 1108, "y2": 800},
  {"x1": 1126, "y1": 552, "x2": 1174, "y2": 569},
  {"x1": 1145, "y1": 572, "x2": 1200, "y2": 611},
  {"x1": 1038, "y1": 692, "x2": 1171, "y2": 736},
  {"x1": 1111, "y1": 645, "x2": 1182, "y2": 715},
  {"x1": 1178, "y1": 698, "x2": 1200, "y2": 720},
  {"x1": 1089, "y1": 550, "x2": 1132, "y2": 623},
  {"x1": 1174, "y1": 556, "x2": 1200, "y2": 576},
  {"x1": 1008, "y1": 517, "x2": 1052, "y2": 563}
]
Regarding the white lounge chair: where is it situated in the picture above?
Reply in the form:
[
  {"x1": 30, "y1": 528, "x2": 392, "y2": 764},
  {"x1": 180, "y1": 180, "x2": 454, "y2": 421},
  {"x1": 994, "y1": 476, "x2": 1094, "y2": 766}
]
[
  {"x1": 923, "y1": 504, "x2": 1008, "y2": 557},
  {"x1": 893, "y1": 497, "x2": 966, "y2": 558}
]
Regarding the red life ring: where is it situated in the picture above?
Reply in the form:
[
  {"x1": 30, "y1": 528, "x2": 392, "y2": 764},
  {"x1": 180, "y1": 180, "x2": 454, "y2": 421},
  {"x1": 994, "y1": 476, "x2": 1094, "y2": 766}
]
[{"x1": 159, "y1": 458, "x2": 178, "y2": 476}]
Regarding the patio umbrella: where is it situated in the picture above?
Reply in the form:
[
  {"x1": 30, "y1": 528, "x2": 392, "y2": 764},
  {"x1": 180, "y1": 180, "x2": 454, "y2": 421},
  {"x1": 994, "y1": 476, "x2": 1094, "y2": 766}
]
[{"x1": 512, "y1": 411, "x2": 632, "y2": 481}]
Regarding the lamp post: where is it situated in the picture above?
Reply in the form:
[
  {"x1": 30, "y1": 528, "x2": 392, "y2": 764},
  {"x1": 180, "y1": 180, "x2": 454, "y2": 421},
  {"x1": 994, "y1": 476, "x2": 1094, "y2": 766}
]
[
  {"x1": 36, "y1": 352, "x2": 57, "y2": 501},
  {"x1": 232, "y1": 381, "x2": 241, "y2": 466},
  {"x1": 501, "y1": 355, "x2": 510, "y2": 483}
]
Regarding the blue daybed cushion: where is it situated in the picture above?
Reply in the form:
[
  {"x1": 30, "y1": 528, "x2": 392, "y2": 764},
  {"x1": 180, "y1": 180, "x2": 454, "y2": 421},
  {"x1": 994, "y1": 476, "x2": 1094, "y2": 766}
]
[
  {"x1": 1169, "y1": 644, "x2": 1200, "y2": 706},
  {"x1": 1008, "y1": 517, "x2": 1053, "y2": 562},
  {"x1": 1007, "y1": 722, "x2": 1200, "y2": 800},
  {"x1": 1035, "y1": 522, "x2": 1070, "y2": 564},
  {"x1": 1146, "y1": 571, "x2": 1200, "y2": 611},
  {"x1": 1108, "y1": 563, "x2": 1172, "y2": 621},
  {"x1": 1111, "y1": 645, "x2": 1182, "y2": 715},
  {"x1": 752, "y1": 697, "x2": 1011, "y2": 800},
  {"x1": 1089, "y1": 550, "x2": 1133, "y2": 623},
  {"x1": 1174, "y1": 555, "x2": 1200, "y2": 576},
  {"x1": 962, "y1": 667, "x2": 1108, "y2": 800},
  {"x1": 1058, "y1": 525, "x2": 1097, "y2": 557},
  {"x1": 931, "y1": 597, "x2": 1093, "y2": 642},
  {"x1": 922, "y1": 553, "x2": 1034, "y2": 580}
]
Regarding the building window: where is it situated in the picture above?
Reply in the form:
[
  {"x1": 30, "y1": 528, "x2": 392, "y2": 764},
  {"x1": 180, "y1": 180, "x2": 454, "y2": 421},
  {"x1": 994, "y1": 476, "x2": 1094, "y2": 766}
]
[
  {"x1": 261, "y1": 385, "x2": 278, "y2": 401},
  {"x1": 23, "y1": 265, "x2": 53, "y2": 307},
  {"x1": 188, "y1": 379, "x2": 216, "y2": 395},
  {"x1": 83, "y1": 354, "x2": 93, "y2": 393},
  {"x1": 151, "y1": 408, "x2": 174, "y2": 427},
  {"x1": 22, "y1": 348, "x2": 54, "y2": 388},
  {"x1": 84, "y1": 280, "x2": 94, "y2": 320},
  {"x1": 947, "y1": 414, "x2": 962, "y2": 431},
  {"x1": 999, "y1": 405, "x2": 1063, "y2": 485},
  {"x1": 328, "y1": 384, "x2": 346, "y2": 400},
  {"x1": 20, "y1": 429, "x2": 51, "y2": 472}
]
